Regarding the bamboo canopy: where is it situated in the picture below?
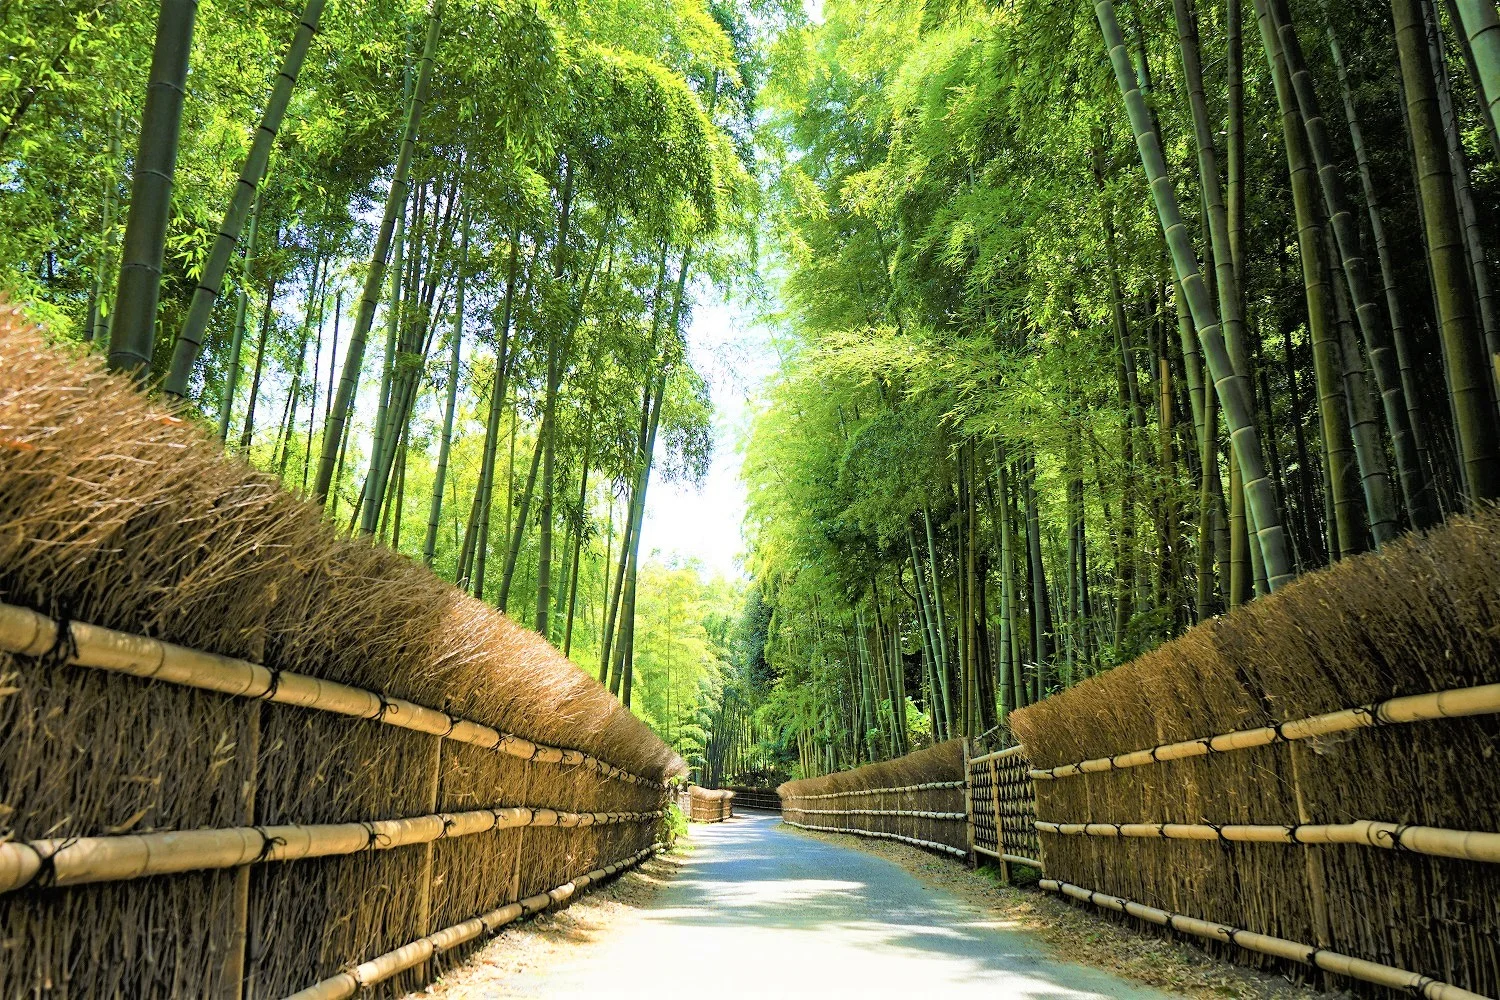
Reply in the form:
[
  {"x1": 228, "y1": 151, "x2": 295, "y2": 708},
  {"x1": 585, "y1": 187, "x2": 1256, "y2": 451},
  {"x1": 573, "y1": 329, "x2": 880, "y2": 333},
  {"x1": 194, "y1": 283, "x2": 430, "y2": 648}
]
[
  {"x1": 1035, "y1": 819, "x2": 1500, "y2": 864},
  {"x1": 1042, "y1": 879, "x2": 1491, "y2": 1000},
  {"x1": 0, "y1": 601, "x2": 663, "y2": 788},
  {"x1": 1030, "y1": 682, "x2": 1500, "y2": 780},
  {"x1": 782, "y1": 820, "x2": 967, "y2": 858},
  {"x1": 283, "y1": 845, "x2": 659, "y2": 1000},
  {"x1": 0, "y1": 807, "x2": 663, "y2": 894}
]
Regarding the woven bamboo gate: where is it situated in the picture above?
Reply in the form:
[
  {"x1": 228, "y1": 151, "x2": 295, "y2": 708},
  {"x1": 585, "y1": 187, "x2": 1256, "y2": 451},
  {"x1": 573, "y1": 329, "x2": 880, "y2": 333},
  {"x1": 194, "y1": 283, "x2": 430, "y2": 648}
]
[{"x1": 0, "y1": 327, "x2": 683, "y2": 998}]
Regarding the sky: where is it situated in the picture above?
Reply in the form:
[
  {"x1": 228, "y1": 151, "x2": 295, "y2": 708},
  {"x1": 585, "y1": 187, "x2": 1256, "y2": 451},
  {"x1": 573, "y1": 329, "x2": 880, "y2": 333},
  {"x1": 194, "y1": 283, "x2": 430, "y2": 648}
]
[{"x1": 637, "y1": 284, "x2": 778, "y2": 582}]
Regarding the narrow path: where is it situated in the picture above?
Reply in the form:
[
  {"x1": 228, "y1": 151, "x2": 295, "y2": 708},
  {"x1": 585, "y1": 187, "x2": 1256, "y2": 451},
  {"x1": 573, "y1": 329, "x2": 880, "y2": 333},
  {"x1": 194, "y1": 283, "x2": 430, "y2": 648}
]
[{"x1": 510, "y1": 812, "x2": 1183, "y2": 998}]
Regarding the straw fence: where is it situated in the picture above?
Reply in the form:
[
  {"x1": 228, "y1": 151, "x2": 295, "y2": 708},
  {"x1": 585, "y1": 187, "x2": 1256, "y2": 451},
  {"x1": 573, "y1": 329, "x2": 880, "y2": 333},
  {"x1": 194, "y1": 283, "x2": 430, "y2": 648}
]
[
  {"x1": 1010, "y1": 508, "x2": 1500, "y2": 999},
  {"x1": 724, "y1": 786, "x2": 780, "y2": 811},
  {"x1": 686, "y1": 786, "x2": 735, "y2": 823},
  {"x1": 778, "y1": 740, "x2": 967, "y2": 856},
  {"x1": 0, "y1": 319, "x2": 683, "y2": 998}
]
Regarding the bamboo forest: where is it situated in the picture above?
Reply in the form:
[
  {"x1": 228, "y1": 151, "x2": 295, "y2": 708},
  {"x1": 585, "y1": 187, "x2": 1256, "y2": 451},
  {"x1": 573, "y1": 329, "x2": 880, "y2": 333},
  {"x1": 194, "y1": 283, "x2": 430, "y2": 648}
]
[{"x1": 4, "y1": 0, "x2": 1500, "y2": 993}]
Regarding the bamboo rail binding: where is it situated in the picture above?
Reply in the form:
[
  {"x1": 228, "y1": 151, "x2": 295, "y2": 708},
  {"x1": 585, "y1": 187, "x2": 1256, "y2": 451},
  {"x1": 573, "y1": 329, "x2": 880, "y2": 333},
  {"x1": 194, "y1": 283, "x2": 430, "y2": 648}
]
[
  {"x1": 0, "y1": 601, "x2": 664, "y2": 789},
  {"x1": 782, "y1": 819, "x2": 967, "y2": 858},
  {"x1": 1040, "y1": 878, "x2": 1490, "y2": 1000},
  {"x1": 1030, "y1": 682, "x2": 1500, "y2": 780},
  {"x1": 0, "y1": 807, "x2": 663, "y2": 894},
  {"x1": 1034, "y1": 819, "x2": 1500, "y2": 864},
  {"x1": 283, "y1": 844, "x2": 662, "y2": 1000}
]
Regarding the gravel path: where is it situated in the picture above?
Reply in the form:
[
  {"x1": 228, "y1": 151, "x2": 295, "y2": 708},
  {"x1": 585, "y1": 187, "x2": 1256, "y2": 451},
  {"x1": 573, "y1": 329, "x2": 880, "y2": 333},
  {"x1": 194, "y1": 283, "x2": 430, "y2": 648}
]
[{"x1": 499, "y1": 811, "x2": 1184, "y2": 999}]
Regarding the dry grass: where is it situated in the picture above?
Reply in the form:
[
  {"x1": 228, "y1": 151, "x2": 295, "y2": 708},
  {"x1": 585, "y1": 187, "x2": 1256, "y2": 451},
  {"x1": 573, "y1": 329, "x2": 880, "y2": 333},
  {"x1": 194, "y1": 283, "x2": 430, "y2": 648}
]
[
  {"x1": 779, "y1": 739, "x2": 967, "y2": 852},
  {"x1": 1010, "y1": 509, "x2": 1500, "y2": 998},
  {"x1": 0, "y1": 312, "x2": 681, "y2": 996},
  {"x1": 789, "y1": 825, "x2": 1334, "y2": 1000}
]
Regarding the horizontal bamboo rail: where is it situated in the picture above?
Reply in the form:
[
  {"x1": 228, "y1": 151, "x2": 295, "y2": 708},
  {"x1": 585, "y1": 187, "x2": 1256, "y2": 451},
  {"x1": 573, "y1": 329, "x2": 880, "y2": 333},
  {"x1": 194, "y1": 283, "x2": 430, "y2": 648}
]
[
  {"x1": 972, "y1": 844, "x2": 1044, "y2": 869},
  {"x1": 0, "y1": 806, "x2": 662, "y2": 894},
  {"x1": 780, "y1": 780, "x2": 965, "y2": 801},
  {"x1": 969, "y1": 745, "x2": 1025, "y2": 765},
  {"x1": 1030, "y1": 682, "x2": 1500, "y2": 780},
  {"x1": 793, "y1": 808, "x2": 965, "y2": 820},
  {"x1": 0, "y1": 601, "x2": 662, "y2": 788},
  {"x1": 1035, "y1": 819, "x2": 1500, "y2": 864},
  {"x1": 1041, "y1": 878, "x2": 1491, "y2": 1000},
  {"x1": 782, "y1": 819, "x2": 967, "y2": 857},
  {"x1": 283, "y1": 844, "x2": 661, "y2": 1000}
]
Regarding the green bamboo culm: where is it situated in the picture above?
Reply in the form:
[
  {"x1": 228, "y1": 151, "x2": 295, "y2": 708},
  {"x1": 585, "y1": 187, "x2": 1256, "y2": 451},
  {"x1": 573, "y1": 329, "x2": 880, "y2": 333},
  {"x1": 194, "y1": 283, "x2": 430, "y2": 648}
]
[
  {"x1": 107, "y1": 0, "x2": 198, "y2": 378},
  {"x1": 1391, "y1": 0, "x2": 1500, "y2": 503},
  {"x1": 312, "y1": 0, "x2": 445, "y2": 507},
  {"x1": 424, "y1": 209, "x2": 468, "y2": 566},
  {"x1": 1094, "y1": 0, "x2": 1296, "y2": 590},
  {"x1": 1454, "y1": 0, "x2": 1500, "y2": 155},
  {"x1": 215, "y1": 195, "x2": 259, "y2": 441},
  {"x1": 1263, "y1": 0, "x2": 1424, "y2": 536},
  {"x1": 164, "y1": 0, "x2": 328, "y2": 397}
]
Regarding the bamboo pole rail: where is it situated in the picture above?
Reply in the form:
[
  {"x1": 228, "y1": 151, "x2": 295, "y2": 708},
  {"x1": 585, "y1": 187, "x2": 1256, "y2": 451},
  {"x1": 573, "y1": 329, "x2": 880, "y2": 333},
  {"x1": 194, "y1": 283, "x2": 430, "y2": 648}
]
[
  {"x1": 0, "y1": 601, "x2": 663, "y2": 788},
  {"x1": 1034, "y1": 819, "x2": 1500, "y2": 863},
  {"x1": 1029, "y1": 682, "x2": 1500, "y2": 780},
  {"x1": 793, "y1": 808, "x2": 966, "y2": 820},
  {"x1": 283, "y1": 844, "x2": 661, "y2": 1000},
  {"x1": 1040, "y1": 878, "x2": 1492, "y2": 1000},
  {"x1": 972, "y1": 844, "x2": 1044, "y2": 869},
  {"x1": 781, "y1": 780, "x2": 964, "y2": 800},
  {"x1": 782, "y1": 819, "x2": 967, "y2": 857},
  {"x1": 0, "y1": 806, "x2": 662, "y2": 894},
  {"x1": 969, "y1": 745, "x2": 1025, "y2": 765}
]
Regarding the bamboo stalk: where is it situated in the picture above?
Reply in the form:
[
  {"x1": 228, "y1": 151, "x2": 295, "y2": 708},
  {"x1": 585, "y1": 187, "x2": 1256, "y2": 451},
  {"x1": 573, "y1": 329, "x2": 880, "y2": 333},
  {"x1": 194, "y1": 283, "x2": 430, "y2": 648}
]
[
  {"x1": 1040, "y1": 878, "x2": 1490, "y2": 1000},
  {"x1": 1030, "y1": 682, "x2": 1500, "y2": 779},
  {"x1": 0, "y1": 806, "x2": 663, "y2": 894},
  {"x1": 972, "y1": 844, "x2": 1044, "y2": 869},
  {"x1": 0, "y1": 601, "x2": 663, "y2": 788},
  {"x1": 1035, "y1": 819, "x2": 1500, "y2": 863},
  {"x1": 282, "y1": 845, "x2": 660, "y2": 1000},
  {"x1": 791, "y1": 809, "x2": 967, "y2": 819},
  {"x1": 782, "y1": 820, "x2": 967, "y2": 858}
]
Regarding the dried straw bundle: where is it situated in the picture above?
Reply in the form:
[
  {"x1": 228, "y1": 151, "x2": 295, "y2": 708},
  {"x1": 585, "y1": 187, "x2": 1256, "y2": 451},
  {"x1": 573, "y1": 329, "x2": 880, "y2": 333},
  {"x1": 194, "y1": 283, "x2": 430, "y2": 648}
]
[
  {"x1": 0, "y1": 315, "x2": 682, "y2": 997},
  {"x1": 1010, "y1": 508, "x2": 1500, "y2": 997},
  {"x1": 778, "y1": 740, "x2": 967, "y2": 855}
]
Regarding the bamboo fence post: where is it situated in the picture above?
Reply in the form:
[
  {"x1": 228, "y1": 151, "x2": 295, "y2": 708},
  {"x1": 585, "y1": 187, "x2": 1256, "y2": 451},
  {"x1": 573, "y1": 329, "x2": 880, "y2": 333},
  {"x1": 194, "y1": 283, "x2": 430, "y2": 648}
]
[
  {"x1": 225, "y1": 617, "x2": 266, "y2": 1000},
  {"x1": 1288, "y1": 742, "x2": 1333, "y2": 985},
  {"x1": 988, "y1": 756, "x2": 1008, "y2": 884},
  {"x1": 509, "y1": 762, "x2": 534, "y2": 902},
  {"x1": 413, "y1": 736, "x2": 443, "y2": 984},
  {"x1": 962, "y1": 740, "x2": 975, "y2": 866}
]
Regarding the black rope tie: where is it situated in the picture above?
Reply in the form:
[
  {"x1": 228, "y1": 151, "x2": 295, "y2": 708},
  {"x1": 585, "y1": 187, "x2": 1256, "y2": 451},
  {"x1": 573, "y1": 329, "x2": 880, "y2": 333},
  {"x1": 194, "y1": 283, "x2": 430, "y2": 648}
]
[
  {"x1": 366, "y1": 692, "x2": 395, "y2": 722},
  {"x1": 23, "y1": 837, "x2": 79, "y2": 889},
  {"x1": 1224, "y1": 926, "x2": 1242, "y2": 946},
  {"x1": 36, "y1": 614, "x2": 78, "y2": 670},
  {"x1": 251, "y1": 827, "x2": 286, "y2": 864},
  {"x1": 1199, "y1": 737, "x2": 1219, "y2": 754},
  {"x1": 1376, "y1": 824, "x2": 1414, "y2": 852},
  {"x1": 1307, "y1": 947, "x2": 1326, "y2": 968},
  {"x1": 362, "y1": 822, "x2": 390, "y2": 851},
  {"x1": 1272, "y1": 721, "x2": 1290, "y2": 742},
  {"x1": 260, "y1": 667, "x2": 283, "y2": 701},
  {"x1": 1148, "y1": 745, "x2": 1162, "y2": 762},
  {"x1": 1207, "y1": 823, "x2": 1232, "y2": 845},
  {"x1": 440, "y1": 815, "x2": 457, "y2": 839},
  {"x1": 1285, "y1": 824, "x2": 1303, "y2": 844}
]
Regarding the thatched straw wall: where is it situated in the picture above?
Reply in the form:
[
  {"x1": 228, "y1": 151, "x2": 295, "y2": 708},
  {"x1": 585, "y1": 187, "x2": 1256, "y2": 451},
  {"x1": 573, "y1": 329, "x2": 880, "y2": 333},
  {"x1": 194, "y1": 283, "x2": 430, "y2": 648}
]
[
  {"x1": 0, "y1": 315, "x2": 683, "y2": 998},
  {"x1": 778, "y1": 740, "x2": 967, "y2": 855},
  {"x1": 1010, "y1": 509, "x2": 1500, "y2": 998},
  {"x1": 687, "y1": 786, "x2": 734, "y2": 822}
]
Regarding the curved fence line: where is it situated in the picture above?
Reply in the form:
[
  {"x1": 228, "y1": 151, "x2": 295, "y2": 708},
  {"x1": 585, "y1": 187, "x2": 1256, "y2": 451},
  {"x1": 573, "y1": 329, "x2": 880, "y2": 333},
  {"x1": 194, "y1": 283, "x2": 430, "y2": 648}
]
[
  {"x1": 780, "y1": 780, "x2": 964, "y2": 801},
  {"x1": 0, "y1": 602, "x2": 664, "y2": 789},
  {"x1": 793, "y1": 808, "x2": 965, "y2": 820},
  {"x1": 284, "y1": 844, "x2": 661, "y2": 1000},
  {"x1": 0, "y1": 806, "x2": 663, "y2": 893},
  {"x1": 1035, "y1": 819, "x2": 1500, "y2": 863},
  {"x1": 782, "y1": 818, "x2": 967, "y2": 857},
  {"x1": 1041, "y1": 878, "x2": 1489, "y2": 1000},
  {"x1": 1029, "y1": 682, "x2": 1500, "y2": 780}
]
